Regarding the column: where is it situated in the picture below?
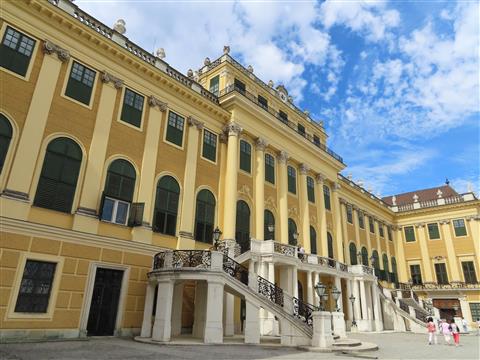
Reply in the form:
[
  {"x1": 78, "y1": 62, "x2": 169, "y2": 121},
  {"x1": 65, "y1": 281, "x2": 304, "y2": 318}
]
[
  {"x1": 352, "y1": 206, "x2": 361, "y2": 250},
  {"x1": 204, "y1": 280, "x2": 224, "y2": 343},
  {"x1": 72, "y1": 72, "x2": 123, "y2": 232},
  {"x1": 299, "y1": 164, "x2": 311, "y2": 252},
  {"x1": 192, "y1": 281, "x2": 207, "y2": 339},
  {"x1": 171, "y1": 282, "x2": 184, "y2": 337},
  {"x1": 306, "y1": 270, "x2": 313, "y2": 305},
  {"x1": 334, "y1": 277, "x2": 343, "y2": 312},
  {"x1": 345, "y1": 279, "x2": 352, "y2": 322},
  {"x1": 372, "y1": 283, "x2": 383, "y2": 331},
  {"x1": 374, "y1": 220, "x2": 383, "y2": 271},
  {"x1": 152, "y1": 280, "x2": 174, "y2": 342},
  {"x1": 439, "y1": 220, "x2": 461, "y2": 281},
  {"x1": 459, "y1": 296, "x2": 473, "y2": 325},
  {"x1": 313, "y1": 272, "x2": 320, "y2": 307},
  {"x1": 394, "y1": 226, "x2": 408, "y2": 282},
  {"x1": 140, "y1": 282, "x2": 156, "y2": 338},
  {"x1": 222, "y1": 122, "x2": 242, "y2": 240},
  {"x1": 217, "y1": 134, "x2": 228, "y2": 230},
  {"x1": 365, "y1": 214, "x2": 373, "y2": 257},
  {"x1": 223, "y1": 293, "x2": 235, "y2": 336},
  {"x1": 385, "y1": 224, "x2": 392, "y2": 278},
  {"x1": 315, "y1": 174, "x2": 328, "y2": 257},
  {"x1": 277, "y1": 151, "x2": 289, "y2": 244},
  {"x1": 177, "y1": 117, "x2": 204, "y2": 249},
  {"x1": 364, "y1": 282, "x2": 373, "y2": 321},
  {"x1": 352, "y1": 280, "x2": 361, "y2": 322},
  {"x1": 244, "y1": 300, "x2": 260, "y2": 344},
  {"x1": 292, "y1": 266, "x2": 298, "y2": 298},
  {"x1": 359, "y1": 280, "x2": 368, "y2": 321},
  {"x1": 332, "y1": 182, "x2": 345, "y2": 262},
  {"x1": 131, "y1": 97, "x2": 168, "y2": 242},
  {"x1": 466, "y1": 216, "x2": 480, "y2": 271},
  {"x1": 416, "y1": 224, "x2": 434, "y2": 283},
  {"x1": 3, "y1": 41, "x2": 69, "y2": 218},
  {"x1": 254, "y1": 138, "x2": 267, "y2": 240},
  {"x1": 340, "y1": 200, "x2": 349, "y2": 261}
]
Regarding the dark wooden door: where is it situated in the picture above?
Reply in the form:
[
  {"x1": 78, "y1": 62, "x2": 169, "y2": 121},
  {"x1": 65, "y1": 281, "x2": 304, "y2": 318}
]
[{"x1": 87, "y1": 268, "x2": 123, "y2": 336}]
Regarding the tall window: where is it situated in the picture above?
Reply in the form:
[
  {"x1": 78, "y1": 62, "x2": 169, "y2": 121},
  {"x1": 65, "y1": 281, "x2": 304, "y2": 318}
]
[
  {"x1": 387, "y1": 226, "x2": 392, "y2": 241},
  {"x1": 278, "y1": 110, "x2": 288, "y2": 124},
  {"x1": 297, "y1": 123, "x2": 305, "y2": 136},
  {"x1": 0, "y1": 26, "x2": 36, "y2": 77},
  {"x1": 100, "y1": 159, "x2": 136, "y2": 226},
  {"x1": 410, "y1": 264, "x2": 422, "y2": 285},
  {"x1": 239, "y1": 140, "x2": 251, "y2": 173},
  {"x1": 287, "y1": 166, "x2": 296, "y2": 194},
  {"x1": 34, "y1": 137, "x2": 82, "y2": 213},
  {"x1": 194, "y1": 189, "x2": 216, "y2": 243},
  {"x1": 236, "y1": 201, "x2": 250, "y2": 252},
  {"x1": 358, "y1": 211, "x2": 364, "y2": 229},
  {"x1": 323, "y1": 185, "x2": 331, "y2": 210},
  {"x1": 372, "y1": 250, "x2": 380, "y2": 276},
  {"x1": 15, "y1": 260, "x2": 56, "y2": 313},
  {"x1": 166, "y1": 111, "x2": 185, "y2": 147},
  {"x1": 427, "y1": 223, "x2": 440, "y2": 240},
  {"x1": 470, "y1": 303, "x2": 480, "y2": 322},
  {"x1": 202, "y1": 129, "x2": 217, "y2": 162},
  {"x1": 434, "y1": 263, "x2": 449, "y2": 284},
  {"x1": 0, "y1": 114, "x2": 12, "y2": 174},
  {"x1": 369, "y1": 217, "x2": 375, "y2": 233},
  {"x1": 65, "y1": 61, "x2": 96, "y2": 105},
  {"x1": 379, "y1": 224, "x2": 384, "y2": 237},
  {"x1": 346, "y1": 205, "x2": 353, "y2": 223},
  {"x1": 313, "y1": 135, "x2": 320, "y2": 146},
  {"x1": 327, "y1": 232, "x2": 334, "y2": 259},
  {"x1": 153, "y1": 176, "x2": 180, "y2": 236},
  {"x1": 258, "y1": 94, "x2": 268, "y2": 110},
  {"x1": 349, "y1": 243, "x2": 357, "y2": 265},
  {"x1": 234, "y1": 78, "x2": 246, "y2": 94},
  {"x1": 453, "y1": 219, "x2": 467, "y2": 237},
  {"x1": 462, "y1": 261, "x2": 477, "y2": 284},
  {"x1": 120, "y1": 88, "x2": 144, "y2": 128},
  {"x1": 391, "y1": 257, "x2": 398, "y2": 284},
  {"x1": 310, "y1": 226, "x2": 317, "y2": 255},
  {"x1": 307, "y1": 176, "x2": 315, "y2": 202},
  {"x1": 209, "y1": 75, "x2": 219, "y2": 96},
  {"x1": 265, "y1": 153, "x2": 275, "y2": 184},
  {"x1": 382, "y1": 253, "x2": 389, "y2": 273},
  {"x1": 288, "y1": 218, "x2": 297, "y2": 246},
  {"x1": 404, "y1": 226, "x2": 415, "y2": 242},
  {"x1": 361, "y1": 247, "x2": 368, "y2": 266},
  {"x1": 264, "y1": 210, "x2": 275, "y2": 240}
]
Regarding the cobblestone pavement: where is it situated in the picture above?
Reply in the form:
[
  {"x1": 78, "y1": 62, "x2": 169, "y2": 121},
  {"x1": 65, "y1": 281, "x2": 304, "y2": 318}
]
[{"x1": 1, "y1": 332, "x2": 479, "y2": 360}]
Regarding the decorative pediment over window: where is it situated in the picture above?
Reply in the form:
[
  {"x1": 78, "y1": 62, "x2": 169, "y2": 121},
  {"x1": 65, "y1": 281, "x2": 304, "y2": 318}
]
[{"x1": 276, "y1": 85, "x2": 289, "y2": 102}]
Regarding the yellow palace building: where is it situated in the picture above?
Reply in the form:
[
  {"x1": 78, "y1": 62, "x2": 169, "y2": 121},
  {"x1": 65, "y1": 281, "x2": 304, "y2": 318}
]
[{"x1": 0, "y1": 0, "x2": 478, "y2": 344}]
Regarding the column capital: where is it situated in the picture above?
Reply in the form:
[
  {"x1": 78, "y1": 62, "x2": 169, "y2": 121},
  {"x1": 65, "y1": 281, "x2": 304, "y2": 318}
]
[
  {"x1": 339, "y1": 197, "x2": 348, "y2": 205},
  {"x1": 315, "y1": 173, "x2": 326, "y2": 184},
  {"x1": 219, "y1": 133, "x2": 228, "y2": 144},
  {"x1": 439, "y1": 219, "x2": 451, "y2": 225},
  {"x1": 148, "y1": 95, "x2": 168, "y2": 112},
  {"x1": 43, "y1": 39, "x2": 70, "y2": 62},
  {"x1": 415, "y1": 223, "x2": 425, "y2": 228},
  {"x1": 276, "y1": 150, "x2": 289, "y2": 164},
  {"x1": 332, "y1": 182, "x2": 341, "y2": 191},
  {"x1": 299, "y1": 163, "x2": 310, "y2": 175},
  {"x1": 187, "y1": 116, "x2": 204, "y2": 130},
  {"x1": 101, "y1": 71, "x2": 124, "y2": 89},
  {"x1": 223, "y1": 122, "x2": 242, "y2": 136},
  {"x1": 255, "y1": 137, "x2": 268, "y2": 151}
]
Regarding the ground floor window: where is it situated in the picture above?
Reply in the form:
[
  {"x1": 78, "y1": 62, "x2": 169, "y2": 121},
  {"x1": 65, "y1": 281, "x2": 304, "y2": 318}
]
[{"x1": 470, "y1": 303, "x2": 480, "y2": 321}]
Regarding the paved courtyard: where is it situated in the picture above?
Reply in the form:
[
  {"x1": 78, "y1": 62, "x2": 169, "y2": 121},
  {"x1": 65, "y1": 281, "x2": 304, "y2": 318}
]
[{"x1": 1, "y1": 332, "x2": 479, "y2": 360}]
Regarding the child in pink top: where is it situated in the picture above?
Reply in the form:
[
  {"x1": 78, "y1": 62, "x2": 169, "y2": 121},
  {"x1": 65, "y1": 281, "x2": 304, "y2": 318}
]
[{"x1": 427, "y1": 317, "x2": 437, "y2": 345}]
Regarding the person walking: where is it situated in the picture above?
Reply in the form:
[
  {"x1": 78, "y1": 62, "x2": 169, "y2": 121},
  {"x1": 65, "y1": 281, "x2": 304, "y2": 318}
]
[
  {"x1": 461, "y1": 317, "x2": 468, "y2": 333},
  {"x1": 441, "y1": 319, "x2": 451, "y2": 345},
  {"x1": 450, "y1": 320, "x2": 460, "y2": 346},
  {"x1": 427, "y1": 317, "x2": 437, "y2": 345}
]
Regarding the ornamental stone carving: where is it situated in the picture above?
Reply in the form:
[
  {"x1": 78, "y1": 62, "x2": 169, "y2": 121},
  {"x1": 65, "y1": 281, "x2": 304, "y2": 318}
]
[
  {"x1": 223, "y1": 45, "x2": 231, "y2": 55},
  {"x1": 439, "y1": 219, "x2": 451, "y2": 225},
  {"x1": 43, "y1": 40, "x2": 70, "y2": 62},
  {"x1": 277, "y1": 150, "x2": 289, "y2": 164},
  {"x1": 101, "y1": 71, "x2": 124, "y2": 89},
  {"x1": 299, "y1": 163, "x2": 309, "y2": 175},
  {"x1": 187, "y1": 116, "x2": 204, "y2": 129},
  {"x1": 255, "y1": 137, "x2": 268, "y2": 151},
  {"x1": 315, "y1": 173, "x2": 326, "y2": 184},
  {"x1": 415, "y1": 223, "x2": 425, "y2": 228},
  {"x1": 223, "y1": 122, "x2": 242, "y2": 136},
  {"x1": 148, "y1": 96, "x2": 168, "y2": 111},
  {"x1": 219, "y1": 133, "x2": 228, "y2": 144},
  {"x1": 238, "y1": 184, "x2": 251, "y2": 198},
  {"x1": 288, "y1": 207, "x2": 298, "y2": 217},
  {"x1": 333, "y1": 182, "x2": 341, "y2": 191}
]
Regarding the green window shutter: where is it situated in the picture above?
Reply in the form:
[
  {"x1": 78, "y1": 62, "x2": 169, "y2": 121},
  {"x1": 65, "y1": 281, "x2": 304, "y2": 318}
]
[
  {"x1": 202, "y1": 129, "x2": 217, "y2": 162},
  {"x1": 65, "y1": 61, "x2": 96, "y2": 105},
  {"x1": 453, "y1": 219, "x2": 467, "y2": 236},
  {"x1": 287, "y1": 166, "x2": 296, "y2": 194},
  {"x1": 258, "y1": 95, "x2": 268, "y2": 109},
  {"x1": 153, "y1": 176, "x2": 179, "y2": 235},
  {"x1": 209, "y1": 75, "x2": 219, "y2": 96},
  {"x1": 104, "y1": 159, "x2": 136, "y2": 202},
  {"x1": 310, "y1": 226, "x2": 317, "y2": 254},
  {"x1": 462, "y1": 261, "x2": 477, "y2": 283},
  {"x1": 121, "y1": 88, "x2": 144, "y2": 127},
  {"x1": 0, "y1": 27, "x2": 36, "y2": 77},
  {"x1": 323, "y1": 185, "x2": 331, "y2": 210},
  {"x1": 358, "y1": 212, "x2": 364, "y2": 229},
  {"x1": 239, "y1": 140, "x2": 251, "y2": 173},
  {"x1": 346, "y1": 205, "x2": 353, "y2": 223},
  {"x1": 166, "y1": 111, "x2": 184, "y2": 147},
  {"x1": 194, "y1": 190, "x2": 215, "y2": 243},
  {"x1": 265, "y1": 154, "x2": 275, "y2": 184},
  {"x1": 234, "y1": 78, "x2": 246, "y2": 93},
  {"x1": 307, "y1": 177, "x2": 315, "y2": 202},
  {"x1": 404, "y1": 226, "x2": 415, "y2": 242},
  {"x1": 428, "y1": 223, "x2": 440, "y2": 239}
]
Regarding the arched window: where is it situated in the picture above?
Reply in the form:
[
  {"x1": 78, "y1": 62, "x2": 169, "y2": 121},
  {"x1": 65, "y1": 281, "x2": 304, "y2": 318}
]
[
  {"x1": 382, "y1": 253, "x2": 389, "y2": 282},
  {"x1": 361, "y1": 247, "x2": 368, "y2": 266},
  {"x1": 372, "y1": 250, "x2": 380, "y2": 277},
  {"x1": 349, "y1": 243, "x2": 357, "y2": 265},
  {"x1": 153, "y1": 176, "x2": 180, "y2": 236},
  {"x1": 0, "y1": 114, "x2": 12, "y2": 173},
  {"x1": 288, "y1": 218, "x2": 297, "y2": 246},
  {"x1": 100, "y1": 159, "x2": 136, "y2": 225},
  {"x1": 33, "y1": 137, "x2": 82, "y2": 213},
  {"x1": 194, "y1": 189, "x2": 216, "y2": 243},
  {"x1": 236, "y1": 200, "x2": 250, "y2": 252},
  {"x1": 391, "y1": 257, "x2": 398, "y2": 284},
  {"x1": 310, "y1": 226, "x2": 317, "y2": 254},
  {"x1": 264, "y1": 210, "x2": 275, "y2": 240},
  {"x1": 327, "y1": 232, "x2": 334, "y2": 259},
  {"x1": 323, "y1": 185, "x2": 331, "y2": 210}
]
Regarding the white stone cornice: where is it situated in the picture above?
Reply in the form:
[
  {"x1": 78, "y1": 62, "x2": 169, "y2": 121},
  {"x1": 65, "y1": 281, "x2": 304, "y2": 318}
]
[
  {"x1": 255, "y1": 137, "x2": 268, "y2": 151},
  {"x1": 148, "y1": 95, "x2": 168, "y2": 111},
  {"x1": 187, "y1": 116, "x2": 204, "y2": 130},
  {"x1": 101, "y1": 71, "x2": 124, "y2": 89},
  {"x1": 43, "y1": 39, "x2": 70, "y2": 62},
  {"x1": 223, "y1": 122, "x2": 242, "y2": 136},
  {"x1": 299, "y1": 163, "x2": 310, "y2": 175},
  {"x1": 277, "y1": 150, "x2": 289, "y2": 164}
]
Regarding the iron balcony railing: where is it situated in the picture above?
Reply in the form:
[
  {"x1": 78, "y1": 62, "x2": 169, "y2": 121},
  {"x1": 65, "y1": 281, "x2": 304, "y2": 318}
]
[
  {"x1": 258, "y1": 276, "x2": 284, "y2": 307},
  {"x1": 219, "y1": 84, "x2": 344, "y2": 164}
]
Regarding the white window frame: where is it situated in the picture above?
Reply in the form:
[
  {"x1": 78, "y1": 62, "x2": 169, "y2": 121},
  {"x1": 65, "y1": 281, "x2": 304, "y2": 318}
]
[{"x1": 101, "y1": 196, "x2": 130, "y2": 226}]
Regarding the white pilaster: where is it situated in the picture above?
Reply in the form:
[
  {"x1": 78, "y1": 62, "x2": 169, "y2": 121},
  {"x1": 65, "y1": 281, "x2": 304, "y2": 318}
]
[
  {"x1": 140, "y1": 282, "x2": 156, "y2": 338},
  {"x1": 244, "y1": 300, "x2": 260, "y2": 344},
  {"x1": 152, "y1": 280, "x2": 174, "y2": 342},
  {"x1": 204, "y1": 281, "x2": 224, "y2": 343},
  {"x1": 171, "y1": 282, "x2": 184, "y2": 337}
]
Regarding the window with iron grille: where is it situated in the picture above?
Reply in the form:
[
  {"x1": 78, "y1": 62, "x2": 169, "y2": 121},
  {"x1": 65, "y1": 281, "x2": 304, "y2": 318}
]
[
  {"x1": 120, "y1": 88, "x2": 144, "y2": 128},
  {"x1": 462, "y1": 261, "x2": 477, "y2": 284},
  {"x1": 358, "y1": 211, "x2": 364, "y2": 229},
  {"x1": 307, "y1": 176, "x2": 315, "y2": 202},
  {"x1": 265, "y1": 153, "x2": 275, "y2": 184},
  {"x1": 410, "y1": 264, "x2": 422, "y2": 285},
  {"x1": 239, "y1": 140, "x2": 251, "y2": 173},
  {"x1": 0, "y1": 26, "x2": 36, "y2": 77},
  {"x1": 166, "y1": 111, "x2": 184, "y2": 147},
  {"x1": 369, "y1": 217, "x2": 375, "y2": 233},
  {"x1": 379, "y1": 224, "x2": 384, "y2": 237},
  {"x1": 279, "y1": 110, "x2": 288, "y2": 124},
  {"x1": 209, "y1": 75, "x2": 219, "y2": 96},
  {"x1": 258, "y1": 95, "x2": 268, "y2": 109},
  {"x1": 404, "y1": 226, "x2": 415, "y2": 242},
  {"x1": 346, "y1": 205, "x2": 353, "y2": 223},
  {"x1": 15, "y1": 260, "x2": 56, "y2": 313},
  {"x1": 453, "y1": 219, "x2": 467, "y2": 237},
  {"x1": 65, "y1": 61, "x2": 96, "y2": 105},
  {"x1": 323, "y1": 185, "x2": 331, "y2": 210},
  {"x1": 428, "y1": 223, "x2": 440, "y2": 240},
  {"x1": 0, "y1": 114, "x2": 12, "y2": 174},
  {"x1": 287, "y1": 166, "x2": 296, "y2": 194},
  {"x1": 434, "y1": 263, "x2": 449, "y2": 284},
  {"x1": 202, "y1": 129, "x2": 217, "y2": 162}
]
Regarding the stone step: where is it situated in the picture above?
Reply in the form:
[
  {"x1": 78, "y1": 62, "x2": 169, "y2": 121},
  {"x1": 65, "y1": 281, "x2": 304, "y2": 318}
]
[
  {"x1": 331, "y1": 341, "x2": 378, "y2": 353},
  {"x1": 332, "y1": 339, "x2": 362, "y2": 347}
]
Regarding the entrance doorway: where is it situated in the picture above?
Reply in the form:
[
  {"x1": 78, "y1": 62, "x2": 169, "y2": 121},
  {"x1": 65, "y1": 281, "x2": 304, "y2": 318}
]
[{"x1": 87, "y1": 268, "x2": 124, "y2": 336}]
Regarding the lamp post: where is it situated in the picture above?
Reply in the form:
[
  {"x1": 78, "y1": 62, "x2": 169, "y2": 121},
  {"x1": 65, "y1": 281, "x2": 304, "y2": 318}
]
[
  {"x1": 268, "y1": 224, "x2": 274, "y2": 240},
  {"x1": 314, "y1": 281, "x2": 327, "y2": 311},
  {"x1": 332, "y1": 285, "x2": 342, "y2": 312},
  {"x1": 349, "y1": 294, "x2": 356, "y2": 326},
  {"x1": 213, "y1": 227, "x2": 222, "y2": 250},
  {"x1": 292, "y1": 231, "x2": 299, "y2": 246}
]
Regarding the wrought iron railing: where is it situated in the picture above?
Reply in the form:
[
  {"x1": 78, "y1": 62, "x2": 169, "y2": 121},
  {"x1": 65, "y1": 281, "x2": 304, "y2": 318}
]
[
  {"x1": 412, "y1": 291, "x2": 419, "y2": 302},
  {"x1": 273, "y1": 242, "x2": 296, "y2": 257},
  {"x1": 222, "y1": 256, "x2": 249, "y2": 286},
  {"x1": 362, "y1": 265, "x2": 374, "y2": 276},
  {"x1": 258, "y1": 276, "x2": 284, "y2": 307},
  {"x1": 298, "y1": 253, "x2": 308, "y2": 262},
  {"x1": 293, "y1": 297, "x2": 317, "y2": 327},
  {"x1": 153, "y1": 252, "x2": 165, "y2": 269},
  {"x1": 172, "y1": 250, "x2": 211, "y2": 268},
  {"x1": 399, "y1": 300, "x2": 409, "y2": 313},
  {"x1": 398, "y1": 282, "x2": 411, "y2": 290},
  {"x1": 337, "y1": 262, "x2": 348, "y2": 272},
  {"x1": 414, "y1": 308, "x2": 427, "y2": 322}
]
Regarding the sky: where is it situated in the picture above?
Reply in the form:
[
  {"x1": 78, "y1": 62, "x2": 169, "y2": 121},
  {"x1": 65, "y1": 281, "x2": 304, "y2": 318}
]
[{"x1": 76, "y1": 0, "x2": 479, "y2": 197}]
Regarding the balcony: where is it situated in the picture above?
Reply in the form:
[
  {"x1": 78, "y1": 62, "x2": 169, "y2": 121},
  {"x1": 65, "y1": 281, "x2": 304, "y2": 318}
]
[
  {"x1": 218, "y1": 84, "x2": 344, "y2": 164},
  {"x1": 392, "y1": 193, "x2": 477, "y2": 212}
]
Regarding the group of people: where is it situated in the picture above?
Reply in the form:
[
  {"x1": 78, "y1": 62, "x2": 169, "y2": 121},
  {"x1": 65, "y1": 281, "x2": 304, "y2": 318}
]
[{"x1": 426, "y1": 317, "x2": 468, "y2": 346}]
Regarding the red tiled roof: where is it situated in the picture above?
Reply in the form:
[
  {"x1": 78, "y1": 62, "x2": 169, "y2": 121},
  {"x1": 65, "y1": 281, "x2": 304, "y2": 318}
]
[{"x1": 382, "y1": 185, "x2": 459, "y2": 206}]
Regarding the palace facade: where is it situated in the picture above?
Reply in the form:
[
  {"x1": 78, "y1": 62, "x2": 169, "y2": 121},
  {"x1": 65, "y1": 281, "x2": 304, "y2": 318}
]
[{"x1": 0, "y1": 0, "x2": 478, "y2": 344}]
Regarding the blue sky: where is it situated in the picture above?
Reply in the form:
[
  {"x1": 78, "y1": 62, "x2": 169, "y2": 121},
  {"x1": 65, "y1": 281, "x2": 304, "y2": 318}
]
[{"x1": 77, "y1": 0, "x2": 479, "y2": 197}]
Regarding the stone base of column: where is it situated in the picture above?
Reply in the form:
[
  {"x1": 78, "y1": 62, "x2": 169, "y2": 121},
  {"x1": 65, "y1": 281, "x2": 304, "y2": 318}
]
[
  {"x1": 131, "y1": 225, "x2": 153, "y2": 244},
  {"x1": 374, "y1": 319, "x2": 384, "y2": 331},
  {"x1": 0, "y1": 196, "x2": 30, "y2": 220},
  {"x1": 332, "y1": 312, "x2": 346, "y2": 338},
  {"x1": 355, "y1": 319, "x2": 373, "y2": 332},
  {"x1": 311, "y1": 311, "x2": 334, "y2": 348}
]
